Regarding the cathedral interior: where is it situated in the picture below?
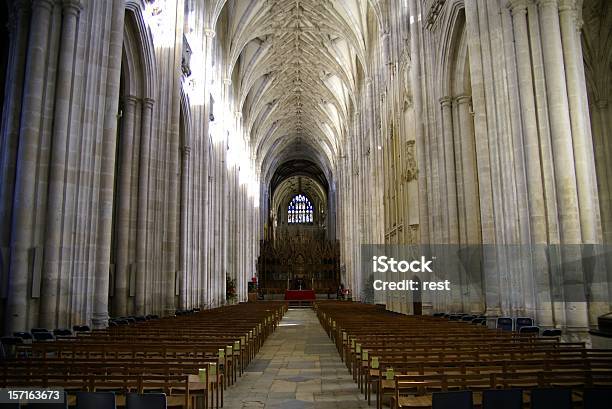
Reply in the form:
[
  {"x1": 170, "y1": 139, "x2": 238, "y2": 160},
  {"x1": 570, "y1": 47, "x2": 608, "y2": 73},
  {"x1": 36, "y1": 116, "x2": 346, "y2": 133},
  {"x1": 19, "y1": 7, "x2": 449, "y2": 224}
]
[{"x1": 1, "y1": 0, "x2": 612, "y2": 363}]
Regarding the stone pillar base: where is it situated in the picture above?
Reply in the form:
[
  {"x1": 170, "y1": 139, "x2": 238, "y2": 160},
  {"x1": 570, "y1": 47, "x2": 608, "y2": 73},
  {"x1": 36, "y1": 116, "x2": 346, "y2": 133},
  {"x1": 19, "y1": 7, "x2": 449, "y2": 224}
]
[{"x1": 91, "y1": 314, "x2": 109, "y2": 329}]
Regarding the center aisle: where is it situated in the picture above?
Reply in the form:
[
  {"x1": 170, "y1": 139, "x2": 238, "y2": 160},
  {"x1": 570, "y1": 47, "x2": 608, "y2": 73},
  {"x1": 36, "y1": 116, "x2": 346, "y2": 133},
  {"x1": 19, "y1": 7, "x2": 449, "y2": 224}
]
[{"x1": 224, "y1": 308, "x2": 367, "y2": 409}]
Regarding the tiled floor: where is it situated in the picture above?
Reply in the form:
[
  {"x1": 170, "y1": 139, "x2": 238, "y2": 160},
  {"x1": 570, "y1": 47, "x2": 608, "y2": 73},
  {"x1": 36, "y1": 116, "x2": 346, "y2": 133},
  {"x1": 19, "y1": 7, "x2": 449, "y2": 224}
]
[{"x1": 223, "y1": 308, "x2": 369, "y2": 409}]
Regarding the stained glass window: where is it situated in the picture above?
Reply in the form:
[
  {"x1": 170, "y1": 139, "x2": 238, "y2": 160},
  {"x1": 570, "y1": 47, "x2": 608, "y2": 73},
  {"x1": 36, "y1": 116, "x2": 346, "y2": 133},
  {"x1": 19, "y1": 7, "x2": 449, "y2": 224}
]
[{"x1": 288, "y1": 194, "x2": 314, "y2": 224}]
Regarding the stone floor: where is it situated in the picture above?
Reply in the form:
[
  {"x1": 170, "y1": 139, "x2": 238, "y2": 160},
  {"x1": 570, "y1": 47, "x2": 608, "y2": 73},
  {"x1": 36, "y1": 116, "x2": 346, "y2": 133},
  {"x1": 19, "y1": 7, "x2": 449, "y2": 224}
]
[{"x1": 223, "y1": 308, "x2": 368, "y2": 409}]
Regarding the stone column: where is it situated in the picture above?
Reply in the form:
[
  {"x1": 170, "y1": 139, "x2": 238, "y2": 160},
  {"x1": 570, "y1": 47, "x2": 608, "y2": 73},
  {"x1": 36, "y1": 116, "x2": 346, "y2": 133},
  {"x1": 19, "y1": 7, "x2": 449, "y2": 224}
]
[
  {"x1": 455, "y1": 96, "x2": 480, "y2": 243},
  {"x1": 135, "y1": 98, "x2": 155, "y2": 316},
  {"x1": 6, "y1": 0, "x2": 54, "y2": 333},
  {"x1": 559, "y1": 0, "x2": 598, "y2": 243},
  {"x1": 92, "y1": 0, "x2": 126, "y2": 328},
  {"x1": 509, "y1": 1, "x2": 546, "y2": 242},
  {"x1": 0, "y1": 0, "x2": 30, "y2": 249},
  {"x1": 464, "y1": 0, "x2": 501, "y2": 316},
  {"x1": 112, "y1": 95, "x2": 137, "y2": 317},
  {"x1": 364, "y1": 78, "x2": 374, "y2": 245},
  {"x1": 179, "y1": 145, "x2": 190, "y2": 310},
  {"x1": 458, "y1": 97, "x2": 484, "y2": 314},
  {"x1": 40, "y1": 0, "x2": 83, "y2": 328},
  {"x1": 440, "y1": 97, "x2": 459, "y2": 244},
  {"x1": 441, "y1": 95, "x2": 460, "y2": 313},
  {"x1": 538, "y1": 0, "x2": 581, "y2": 241},
  {"x1": 407, "y1": 0, "x2": 430, "y2": 244},
  {"x1": 509, "y1": 0, "x2": 552, "y2": 325},
  {"x1": 537, "y1": 0, "x2": 586, "y2": 329}
]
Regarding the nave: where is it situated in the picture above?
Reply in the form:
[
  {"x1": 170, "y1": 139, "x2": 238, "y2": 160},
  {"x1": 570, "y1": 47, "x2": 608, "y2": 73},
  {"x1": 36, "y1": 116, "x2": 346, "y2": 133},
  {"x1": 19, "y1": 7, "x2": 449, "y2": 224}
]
[
  {"x1": 3, "y1": 301, "x2": 612, "y2": 408},
  {"x1": 223, "y1": 308, "x2": 365, "y2": 409},
  {"x1": 317, "y1": 302, "x2": 612, "y2": 409},
  {"x1": 1, "y1": 302, "x2": 286, "y2": 408}
]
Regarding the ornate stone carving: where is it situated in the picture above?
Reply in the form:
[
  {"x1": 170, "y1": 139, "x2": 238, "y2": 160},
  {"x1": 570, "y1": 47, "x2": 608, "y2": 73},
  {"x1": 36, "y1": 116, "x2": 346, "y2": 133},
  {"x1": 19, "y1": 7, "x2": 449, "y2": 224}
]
[
  {"x1": 257, "y1": 229, "x2": 340, "y2": 292},
  {"x1": 182, "y1": 35, "x2": 192, "y2": 77},
  {"x1": 407, "y1": 224, "x2": 419, "y2": 244},
  {"x1": 425, "y1": 0, "x2": 447, "y2": 30},
  {"x1": 404, "y1": 140, "x2": 418, "y2": 182}
]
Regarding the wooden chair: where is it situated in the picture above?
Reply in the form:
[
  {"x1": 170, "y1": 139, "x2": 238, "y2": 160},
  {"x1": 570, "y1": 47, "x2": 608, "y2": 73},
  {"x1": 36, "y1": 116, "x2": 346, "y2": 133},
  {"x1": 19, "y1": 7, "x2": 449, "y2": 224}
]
[{"x1": 76, "y1": 392, "x2": 116, "y2": 409}]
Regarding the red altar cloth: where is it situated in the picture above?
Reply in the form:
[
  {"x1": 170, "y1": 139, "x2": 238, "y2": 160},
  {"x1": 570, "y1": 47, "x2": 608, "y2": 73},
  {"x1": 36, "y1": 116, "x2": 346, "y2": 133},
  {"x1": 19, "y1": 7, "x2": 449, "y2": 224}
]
[{"x1": 284, "y1": 290, "x2": 316, "y2": 300}]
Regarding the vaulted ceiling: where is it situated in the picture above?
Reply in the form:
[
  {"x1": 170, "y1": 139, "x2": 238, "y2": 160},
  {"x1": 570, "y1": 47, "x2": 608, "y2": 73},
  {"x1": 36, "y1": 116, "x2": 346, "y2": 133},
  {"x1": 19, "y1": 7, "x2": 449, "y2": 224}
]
[
  {"x1": 582, "y1": 0, "x2": 612, "y2": 102},
  {"x1": 211, "y1": 0, "x2": 384, "y2": 180}
]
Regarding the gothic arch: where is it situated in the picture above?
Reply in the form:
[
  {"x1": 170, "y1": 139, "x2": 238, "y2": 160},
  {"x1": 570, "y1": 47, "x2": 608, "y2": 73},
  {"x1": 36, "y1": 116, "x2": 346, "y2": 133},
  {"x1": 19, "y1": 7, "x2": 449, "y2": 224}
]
[
  {"x1": 124, "y1": 2, "x2": 156, "y2": 99},
  {"x1": 110, "y1": 3, "x2": 160, "y2": 317},
  {"x1": 438, "y1": 2, "x2": 467, "y2": 98}
]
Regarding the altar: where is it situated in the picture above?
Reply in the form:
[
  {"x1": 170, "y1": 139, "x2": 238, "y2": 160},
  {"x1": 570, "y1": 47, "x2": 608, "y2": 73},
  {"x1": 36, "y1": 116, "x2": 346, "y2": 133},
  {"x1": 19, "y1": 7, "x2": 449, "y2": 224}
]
[
  {"x1": 284, "y1": 289, "x2": 316, "y2": 301},
  {"x1": 257, "y1": 228, "x2": 340, "y2": 296}
]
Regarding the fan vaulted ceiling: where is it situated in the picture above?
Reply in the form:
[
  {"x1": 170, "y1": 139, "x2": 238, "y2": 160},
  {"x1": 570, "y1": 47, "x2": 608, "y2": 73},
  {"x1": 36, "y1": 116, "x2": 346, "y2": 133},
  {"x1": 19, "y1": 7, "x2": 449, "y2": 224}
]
[{"x1": 210, "y1": 0, "x2": 384, "y2": 177}]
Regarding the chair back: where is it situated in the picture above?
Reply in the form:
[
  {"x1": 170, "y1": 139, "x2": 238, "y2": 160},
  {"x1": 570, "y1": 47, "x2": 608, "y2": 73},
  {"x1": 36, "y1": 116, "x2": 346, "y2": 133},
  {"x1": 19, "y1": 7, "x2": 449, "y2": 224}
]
[
  {"x1": 53, "y1": 328, "x2": 72, "y2": 337},
  {"x1": 13, "y1": 331, "x2": 33, "y2": 340},
  {"x1": 583, "y1": 388, "x2": 612, "y2": 409},
  {"x1": 1, "y1": 336, "x2": 23, "y2": 358},
  {"x1": 432, "y1": 390, "x2": 473, "y2": 409},
  {"x1": 496, "y1": 317, "x2": 513, "y2": 331},
  {"x1": 530, "y1": 388, "x2": 571, "y2": 409},
  {"x1": 519, "y1": 326, "x2": 539, "y2": 335},
  {"x1": 76, "y1": 392, "x2": 116, "y2": 409},
  {"x1": 126, "y1": 393, "x2": 167, "y2": 409},
  {"x1": 515, "y1": 317, "x2": 534, "y2": 331},
  {"x1": 32, "y1": 332, "x2": 55, "y2": 341},
  {"x1": 30, "y1": 328, "x2": 49, "y2": 333},
  {"x1": 483, "y1": 389, "x2": 522, "y2": 409}
]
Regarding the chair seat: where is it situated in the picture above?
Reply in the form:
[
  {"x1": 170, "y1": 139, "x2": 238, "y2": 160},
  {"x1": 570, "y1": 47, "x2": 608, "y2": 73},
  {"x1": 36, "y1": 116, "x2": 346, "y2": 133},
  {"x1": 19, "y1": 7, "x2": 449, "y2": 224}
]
[
  {"x1": 471, "y1": 391, "x2": 483, "y2": 406},
  {"x1": 381, "y1": 379, "x2": 394, "y2": 389},
  {"x1": 167, "y1": 395, "x2": 187, "y2": 408},
  {"x1": 397, "y1": 395, "x2": 432, "y2": 408}
]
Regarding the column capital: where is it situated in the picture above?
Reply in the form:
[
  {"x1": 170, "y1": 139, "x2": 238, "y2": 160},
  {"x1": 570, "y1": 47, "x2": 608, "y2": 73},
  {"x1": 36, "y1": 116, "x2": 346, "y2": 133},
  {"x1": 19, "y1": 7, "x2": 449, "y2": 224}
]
[
  {"x1": 123, "y1": 95, "x2": 139, "y2": 105},
  {"x1": 10, "y1": 0, "x2": 30, "y2": 18},
  {"x1": 143, "y1": 97, "x2": 155, "y2": 108},
  {"x1": 234, "y1": 111, "x2": 242, "y2": 119},
  {"x1": 536, "y1": 0, "x2": 559, "y2": 9},
  {"x1": 439, "y1": 96, "x2": 452, "y2": 107},
  {"x1": 183, "y1": 145, "x2": 191, "y2": 156},
  {"x1": 223, "y1": 78, "x2": 232, "y2": 86},
  {"x1": 32, "y1": 0, "x2": 55, "y2": 12},
  {"x1": 558, "y1": 0, "x2": 576, "y2": 13},
  {"x1": 507, "y1": 0, "x2": 529, "y2": 15},
  {"x1": 204, "y1": 28, "x2": 216, "y2": 38},
  {"x1": 62, "y1": 0, "x2": 83, "y2": 15},
  {"x1": 454, "y1": 94, "x2": 472, "y2": 105},
  {"x1": 7, "y1": 1, "x2": 28, "y2": 33}
]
